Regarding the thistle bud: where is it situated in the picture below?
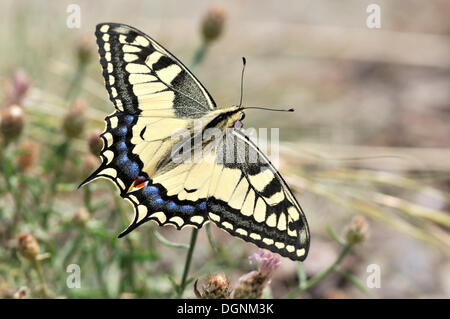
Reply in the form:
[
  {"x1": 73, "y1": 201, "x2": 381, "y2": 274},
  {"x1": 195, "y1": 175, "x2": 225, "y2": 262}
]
[
  {"x1": 62, "y1": 99, "x2": 86, "y2": 138},
  {"x1": 16, "y1": 140, "x2": 38, "y2": 171},
  {"x1": 73, "y1": 207, "x2": 90, "y2": 226},
  {"x1": 17, "y1": 233, "x2": 39, "y2": 261},
  {"x1": 345, "y1": 215, "x2": 369, "y2": 245},
  {"x1": 76, "y1": 35, "x2": 94, "y2": 65},
  {"x1": 198, "y1": 273, "x2": 231, "y2": 299},
  {"x1": 81, "y1": 154, "x2": 99, "y2": 178},
  {"x1": 201, "y1": 5, "x2": 227, "y2": 43},
  {"x1": 233, "y1": 249, "x2": 281, "y2": 299},
  {"x1": 88, "y1": 129, "x2": 103, "y2": 156},
  {"x1": 0, "y1": 104, "x2": 25, "y2": 141}
]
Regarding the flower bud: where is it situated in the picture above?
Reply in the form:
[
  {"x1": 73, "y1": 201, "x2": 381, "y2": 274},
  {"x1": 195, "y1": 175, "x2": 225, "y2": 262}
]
[
  {"x1": 81, "y1": 154, "x2": 99, "y2": 178},
  {"x1": 199, "y1": 273, "x2": 231, "y2": 299},
  {"x1": 88, "y1": 129, "x2": 103, "y2": 156},
  {"x1": 0, "y1": 104, "x2": 25, "y2": 141},
  {"x1": 73, "y1": 207, "x2": 90, "y2": 226},
  {"x1": 17, "y1": 233, "x2": 39, "y2": 261},
  {"x1": 7, "y1": 69, "x2": 32, "y2": 105},
  {"x1": 16, "y1": 140, "x2": 38, "y2": 171},
  {"x1": 62, "y1": 99, "x2": 86, "y2": 138},
  {"x1": 233, "y1": 249, "x2": 281, "y2": 299},
  {"x1": 201, "y1": 5, "x2": 227, "y2": 43},
  {"x1": 345, "y1": 215, "x2": 369, "y2": 245}
]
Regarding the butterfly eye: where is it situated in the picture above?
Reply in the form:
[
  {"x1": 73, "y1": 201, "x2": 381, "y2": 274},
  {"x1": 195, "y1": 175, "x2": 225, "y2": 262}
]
[{"x1": 240, "y1": 112, "x2": 246, "y2": 121}]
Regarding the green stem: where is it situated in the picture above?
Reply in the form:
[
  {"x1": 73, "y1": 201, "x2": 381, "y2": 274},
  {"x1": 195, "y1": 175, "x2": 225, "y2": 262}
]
[
  {"x1": 34, "y1": 259, "x2": 49, "y2": 298},
  {"x1": 66, "y1": 61, "x2": 87, "y2": 101},
  {"x1": 297, "y1": 262, "x2": 307, "y2": 290},
  {"x1": 177, "y1": 228, "x2": 198, "y2": 298},
  {"x1": 190, "y1": 42, "x2": 208, "y2": 71},
  {"x1": 285, "y1": 243, "x2": 353, "y2": 299},
  {"x1": 43, "y1": 139, "x2": 71, "y2": 228},
  {"x1": 84, "y1": 184, "x2": 93, "y2": 212}
]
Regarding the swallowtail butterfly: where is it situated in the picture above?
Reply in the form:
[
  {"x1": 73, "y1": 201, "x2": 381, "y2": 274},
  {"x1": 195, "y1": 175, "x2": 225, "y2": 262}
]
[{"x1": 79, "y1": 23, "x2": 310, "y2": 261}]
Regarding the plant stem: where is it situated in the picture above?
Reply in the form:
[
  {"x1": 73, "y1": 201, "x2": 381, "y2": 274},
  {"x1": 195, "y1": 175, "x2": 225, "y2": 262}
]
[
  {"x1": 84, "y1": 184, "x2": 93, "y2": 212},
  {"x1": 34, "y1": 259, "x2": 49, "y2": 298},
  {"x1": 177, "y1": 228, "x2": 198, "y2": 298},
  {"x1": 190, "y1": 42, "x2": 208, "y2": 71},
  {"x1": 285, "y1": 243, "x2": 353, "y2": 298},
  {"x1": 66, "y1": 61, "x2": 87, "y2": 101}
]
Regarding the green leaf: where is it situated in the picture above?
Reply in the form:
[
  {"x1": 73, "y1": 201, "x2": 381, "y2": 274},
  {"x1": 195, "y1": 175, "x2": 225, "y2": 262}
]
[
  {"x1": 154, "y1": 231, "x2": 189, "y2": 249},
  {"x1": 205, "y1": 223, "x2": 217, "y2": 253},
  {"x1": 185, "y1": 277, "x2": 195, "y2": 287},
  {"x1": 167, "y1": 275, "x2": 180, "y2": 293}
]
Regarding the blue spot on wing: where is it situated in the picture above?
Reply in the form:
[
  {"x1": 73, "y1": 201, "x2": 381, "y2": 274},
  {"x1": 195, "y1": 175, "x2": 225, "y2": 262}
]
[
  {"x1": 167, "y1": 201, "x2": 179, "y2": 211},
  {"x1": 119, "y1": 127, "x2": 127, "y2": 136},
  {"x1": 123, "y1": 115, "x2": 134, "y2": 125},
  {"x1": 198, "y1": 201, "x2": 206, "y2": 211},
  {"x1": 119, "y1": 153, "x2": 129, "y2": 164},
  {"x1": 154, "y1": 196, "x2": 165, "y2": 205},
  {"x1": 144, "y1": 185, "x2": 159, "y2": 196},
  {"x1": 117, "y1": 141, "x2": 127, "y2": 151},
  {"x1": 128, "y1": 162, "x2": 140, "y2": 178},
  {"x1": 181, "y1": 205, "x2": 195, "y2": 213}
]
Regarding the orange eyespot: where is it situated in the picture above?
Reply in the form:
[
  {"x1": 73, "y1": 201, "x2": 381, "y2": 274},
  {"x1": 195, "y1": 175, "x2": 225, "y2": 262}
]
[{"x1": 132, "y1": 176, "x2": 147, "y2": 189}]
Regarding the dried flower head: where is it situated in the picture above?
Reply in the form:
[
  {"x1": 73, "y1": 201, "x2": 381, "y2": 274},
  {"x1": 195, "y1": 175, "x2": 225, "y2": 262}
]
[
  {"x1": 346, "y1": 215, "x2": 369, "y2": 245},
  {"x1": 73, "y1": 207, "x2": 90, "y2": 226},
  {"x1": 16, "y1": 140, "x2": 39, "y2": 171},
  {"x1": 17, "y1": 233, "x2": 39, "y2": 261},
  {"x1": 198, "y1": 273, "x2": 232, "y2": 299},
  {"x1": 233, "y1": 249, "x2": 281, "y2": 299},
  {"x1": 62, "y1": 99, "x2": 86, "y2": 138},
  {"x1": 201, "y1": 5, "x2": 227, "y2": 43},
  {"x1": 0, "y1": 104, "x2": 25, "y2": 141},
  {"x1": 13, "y1": 286, "x2": 29, "y2": 299},
  {"x1": 88, "y1": 129, "x2": 103, "y2": 156}
]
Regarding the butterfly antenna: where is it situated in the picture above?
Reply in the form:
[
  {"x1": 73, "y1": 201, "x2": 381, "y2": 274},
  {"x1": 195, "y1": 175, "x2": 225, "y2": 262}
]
[
  {"x1": 245, "y1": 106, "x2": 294, "y2": 112},
  {"x1": 238, "y1": 57, "x2": 294, "y2": 113},
  {"x1": 239, "y1": 57, "x2": 246, "y2": 107}
]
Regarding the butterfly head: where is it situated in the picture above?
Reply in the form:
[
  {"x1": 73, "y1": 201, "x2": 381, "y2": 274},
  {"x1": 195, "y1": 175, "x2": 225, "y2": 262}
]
[
  {"x1": 209, "y1": 105, "x2": 245, "y2": 130},
  {"x1": 229, "y1": 105, "x2": 245, "y2": 129},
  {"x1": 234, "y1": 106, "x2": 246, "y2": 129}
]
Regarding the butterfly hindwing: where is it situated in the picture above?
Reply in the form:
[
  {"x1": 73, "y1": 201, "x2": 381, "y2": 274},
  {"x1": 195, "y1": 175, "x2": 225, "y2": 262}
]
[{"x1": 207, "y1": 130, "x2": 310, "y2": 261}]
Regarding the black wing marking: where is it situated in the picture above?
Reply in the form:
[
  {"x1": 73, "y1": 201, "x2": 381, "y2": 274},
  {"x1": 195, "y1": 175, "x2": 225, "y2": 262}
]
[{"x1": 207, "y1": 130, "x2": 310, "y2": 261}]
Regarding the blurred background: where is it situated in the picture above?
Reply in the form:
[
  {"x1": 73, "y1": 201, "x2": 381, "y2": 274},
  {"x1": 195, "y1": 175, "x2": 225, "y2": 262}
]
[{"x1": 0, "y1": 0, "x2": 449, "y2": 299}]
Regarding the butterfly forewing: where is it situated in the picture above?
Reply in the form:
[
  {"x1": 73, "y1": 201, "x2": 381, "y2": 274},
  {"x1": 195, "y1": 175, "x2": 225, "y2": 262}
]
[
  {"x1": 95, "y1": 23, "x2": 216, "y2": 115},
  {"x1": 81, "y1": 23, "x2": 218, "y2": 232}
]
